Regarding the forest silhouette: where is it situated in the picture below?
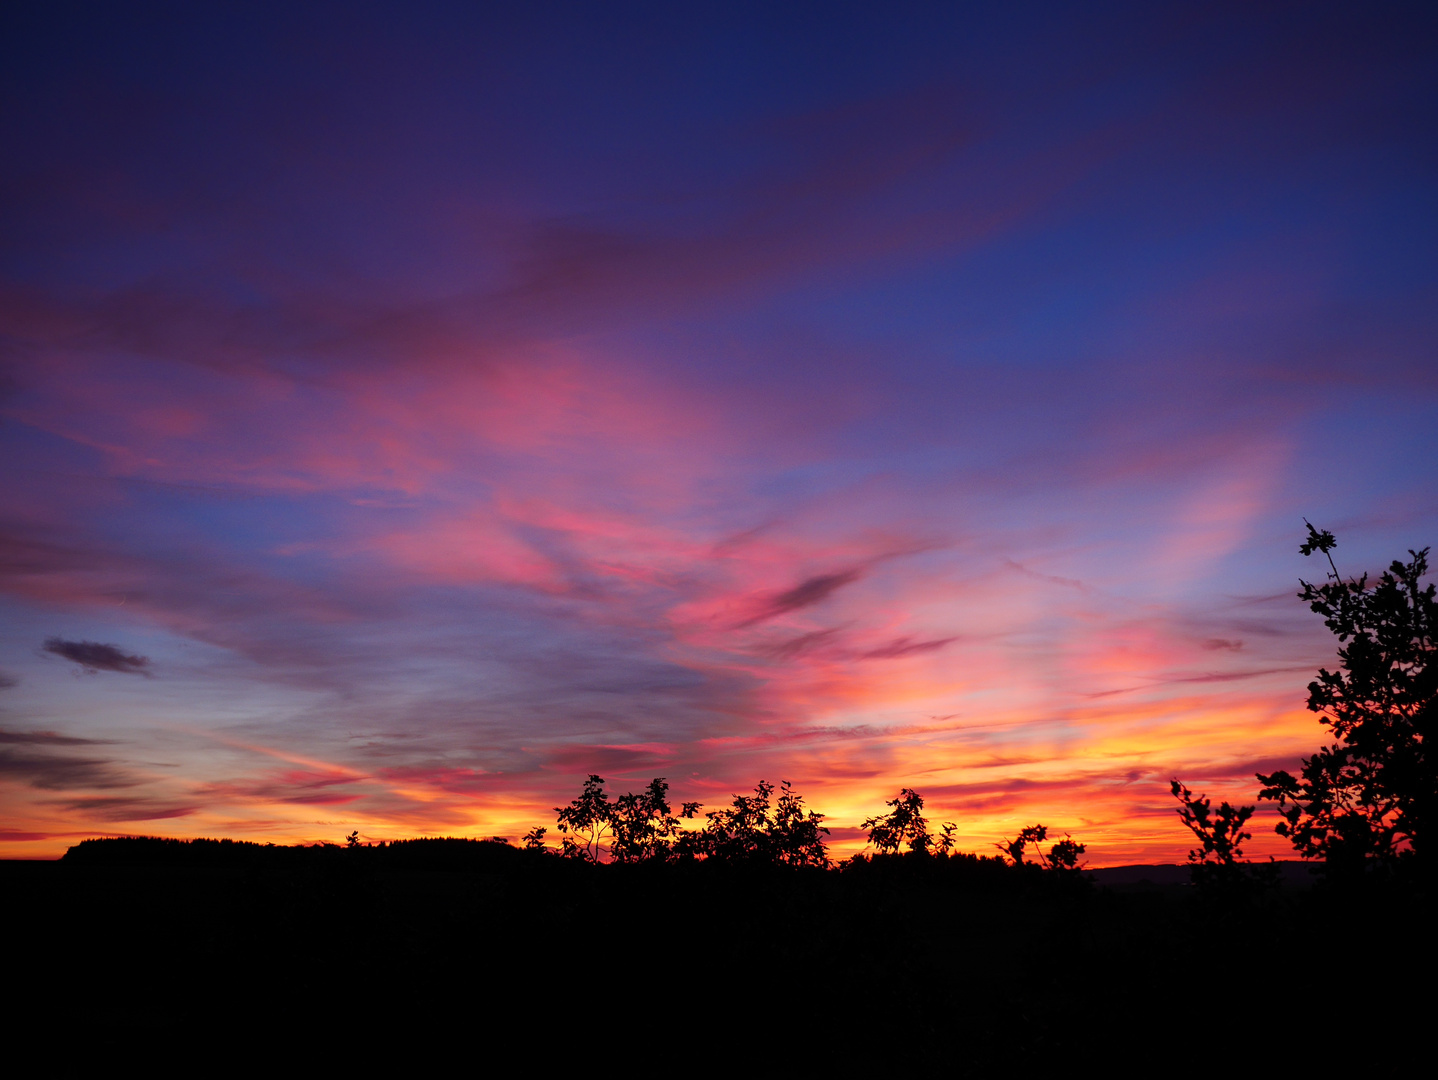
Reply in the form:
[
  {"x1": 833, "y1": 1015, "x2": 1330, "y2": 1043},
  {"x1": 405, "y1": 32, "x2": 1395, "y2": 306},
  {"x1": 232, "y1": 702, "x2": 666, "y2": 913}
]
[{"x1": 6, "y1": 529, "x2": 1432, "y2": 1062}]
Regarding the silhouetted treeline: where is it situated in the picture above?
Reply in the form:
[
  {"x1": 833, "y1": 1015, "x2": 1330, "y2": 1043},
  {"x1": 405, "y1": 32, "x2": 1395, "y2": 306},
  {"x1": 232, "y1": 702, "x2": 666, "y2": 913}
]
[
  {"x1": 55, "y1": 777, "x2": 1088, "y2": 879},
  {"x1": 61, "y1": 835, "x2": 533, "y2": 871}
]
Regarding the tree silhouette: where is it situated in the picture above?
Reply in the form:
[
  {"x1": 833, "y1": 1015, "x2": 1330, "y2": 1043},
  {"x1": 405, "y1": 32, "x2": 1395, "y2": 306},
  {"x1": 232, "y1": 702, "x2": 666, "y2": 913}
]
[
  {"x1": 1047, "y1": 835, "x2": 1087, "y2": 873},
  {"x1": 861, "y1": 788, "x2": 934, "y2": 855},
  {"x1": 552, "y1": 775, "x2": 704, "y2": 862},
  {"x1": 935, "y1": 821, "x2": 958, "y2": 854},
  {"x1": 997, "y1": 824, "x2": 1086, "y2": 872},
  {"x1": 554, "y1": 774, "x2": 613, "y2": 862},
  {"x1": 686, "y1": 779, "x2": 829, "y2": 866},
  {"x1": 1170, "y1": 780, "x2": 1270, "y2": 890},
  {"x1": 1257, "y1": 526, "x2": 1435, "y2": 876},
  {"x1": 608, "y1": 777, "x2": 696, "y2": 862},
  {"x1": 762, "y1": 780, "x2": 828, "y2": 866},
  {"x1": 998, "y1": 824, "x2": 1047, "y2": 866}
]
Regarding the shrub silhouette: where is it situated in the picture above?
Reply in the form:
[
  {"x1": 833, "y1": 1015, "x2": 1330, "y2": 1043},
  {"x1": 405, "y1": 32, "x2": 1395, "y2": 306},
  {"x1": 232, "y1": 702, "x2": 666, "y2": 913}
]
[{"x1": 1258, "y1": 526, "x2": 1436, "y2": 877}]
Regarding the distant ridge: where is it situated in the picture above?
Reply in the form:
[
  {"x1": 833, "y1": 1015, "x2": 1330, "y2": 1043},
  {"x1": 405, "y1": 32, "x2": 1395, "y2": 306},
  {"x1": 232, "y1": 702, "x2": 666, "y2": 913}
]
[{"x1": 1086, "y1": 862, "x2": 1316, "y2": 887}]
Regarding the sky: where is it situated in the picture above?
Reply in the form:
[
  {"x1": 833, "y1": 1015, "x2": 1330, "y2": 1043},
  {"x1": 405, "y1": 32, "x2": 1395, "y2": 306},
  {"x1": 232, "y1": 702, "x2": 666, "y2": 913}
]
[{"x1": 2, "y1": 2, "x2": 1435, "y2": 863}]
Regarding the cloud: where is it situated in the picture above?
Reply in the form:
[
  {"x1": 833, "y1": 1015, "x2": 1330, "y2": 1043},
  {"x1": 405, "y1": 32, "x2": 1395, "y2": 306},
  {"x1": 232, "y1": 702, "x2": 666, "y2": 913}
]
[
  {"x1": 0, "y1": 729, "x2": 105, "y2": 747},
  {"x1": 0, "y1": 728, "x2": 130, "y2": 791},
  {"x1": 196, "y1": 768, "x2": 365, "y2": 807},
  {"x1": 48, "y1": 796, "x2": 198, "y2": 822},
  {"x1": 740, "y1": 569, "x2": 862, "y2": 627},
  {"x1": 1163, "y1": 665, "x2": 1314, "y2": 686},
  {"x1": 860, "y1": 636, "x2": 958, "y2": 660},
  {"x1": 1202, "y1": 638, "x2": 1244, "y2": 651},
  {"x1": 0, "y1": 670, "x2": 16, "y2": 689},
  {"x1": 1003, "y1": 559, "x2": 1087, "y2": 592},
  {"x1": 755, "y1": 627, "x2": 845, "y2": 660},
  {"x1": 42, "y1": 637, "x2": 151, "y2": 676}
]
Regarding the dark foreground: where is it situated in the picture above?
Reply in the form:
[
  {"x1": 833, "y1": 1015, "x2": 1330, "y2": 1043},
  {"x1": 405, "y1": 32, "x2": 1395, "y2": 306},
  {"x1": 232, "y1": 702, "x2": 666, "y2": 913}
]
[{"x1": 6, "y1": 839, "x2": 1430, "y2": 1065}]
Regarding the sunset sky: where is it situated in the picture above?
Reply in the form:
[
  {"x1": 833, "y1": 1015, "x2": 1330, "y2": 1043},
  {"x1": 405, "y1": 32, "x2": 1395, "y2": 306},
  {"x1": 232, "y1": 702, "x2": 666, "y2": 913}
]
[{"x1": 2, "y1": 2, "x2": 1435, "y2": 862}]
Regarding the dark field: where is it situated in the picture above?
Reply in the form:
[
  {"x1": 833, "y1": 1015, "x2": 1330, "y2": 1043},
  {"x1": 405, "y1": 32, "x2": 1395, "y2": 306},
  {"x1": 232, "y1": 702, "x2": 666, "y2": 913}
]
[{"x1": 6, "y1": 840, "x2": 1429, "y2": 1065}]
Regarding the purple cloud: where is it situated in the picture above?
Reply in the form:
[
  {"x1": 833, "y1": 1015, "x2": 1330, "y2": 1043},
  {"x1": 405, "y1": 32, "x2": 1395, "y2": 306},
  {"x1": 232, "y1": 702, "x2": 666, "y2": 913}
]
[{"x1": 43, "y1": 638, "x2": 151, "y2": 676}]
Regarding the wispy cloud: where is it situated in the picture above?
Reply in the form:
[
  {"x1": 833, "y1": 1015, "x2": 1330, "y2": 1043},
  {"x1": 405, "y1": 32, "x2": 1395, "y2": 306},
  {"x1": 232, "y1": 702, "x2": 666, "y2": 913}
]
[
  {"x1": 860, "y1": 636, "x2": 958, "y2": 660},
  {"x1": 0, "y1": 728, "x2": 130, "y2": 791},
  {"x1": 48, "y1": 796, "x2": 198, "y2": 822},
  {"x1": 737, "y1": 569, "x2": 863, "y2": 627}
]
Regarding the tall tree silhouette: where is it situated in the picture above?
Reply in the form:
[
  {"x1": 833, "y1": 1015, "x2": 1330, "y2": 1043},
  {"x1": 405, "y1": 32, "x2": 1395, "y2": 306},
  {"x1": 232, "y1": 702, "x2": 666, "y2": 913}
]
[{"x1": 1258, "y1": 526, "x2": 1435, "y2": 875}]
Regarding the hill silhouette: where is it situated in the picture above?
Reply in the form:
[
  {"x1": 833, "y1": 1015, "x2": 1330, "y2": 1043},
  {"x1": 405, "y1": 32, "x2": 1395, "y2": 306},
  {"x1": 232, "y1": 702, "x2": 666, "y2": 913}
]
[{"x1": 6, "y1": 835, "x2": 1429, "y2": 1065}]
